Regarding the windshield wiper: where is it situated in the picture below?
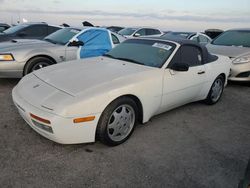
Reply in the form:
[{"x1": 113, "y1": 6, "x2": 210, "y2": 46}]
[
  {"x1": 103, "y1": 54, "x2": 116, "y2": 59},
  {"x1": 44, "y1": 38, "x2": 57, "y2": 44},
  {"x1": 103, "y1": 54, "x2": 145, "y2": 65},
  {"x1": 115, "y1": 57, "x2": 145, "y2": 65}
]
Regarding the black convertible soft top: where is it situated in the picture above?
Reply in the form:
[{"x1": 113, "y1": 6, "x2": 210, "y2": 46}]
[{"x1": 140, "y1": 37, "x2": 218, "y2": 64}]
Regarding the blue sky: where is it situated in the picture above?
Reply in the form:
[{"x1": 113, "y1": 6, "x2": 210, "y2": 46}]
[{"x1": 0, "y1": 0, "x2": 249, "y2": 31}]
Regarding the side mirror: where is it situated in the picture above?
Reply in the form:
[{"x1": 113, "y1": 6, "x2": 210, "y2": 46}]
[
  {"x1": 170, "y1": 63, "x2": 189, "y2": 72},
  {"x1": 134, "y1": 33, "x2": 141, "y2": 37},
  {"x1": 17, "y1": 32, "x2": 27, "y2": 37},
  {"x1": 68, "y1": 40, "x2": 84, "y2": 47}
]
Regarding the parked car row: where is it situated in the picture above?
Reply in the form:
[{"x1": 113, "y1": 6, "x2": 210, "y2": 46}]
[
  {"x1": 0, "y1": 22, "x2": 249, "y2": 146},
  {"x1": 0, "y1": 22, "x2": 61, "y2": 42},
  {"x1": 0, "y1": 24, "x2": 215, "y2": 79},
  {"x1": 0, "y1": 27, "x2": 125, "y2": 78}
]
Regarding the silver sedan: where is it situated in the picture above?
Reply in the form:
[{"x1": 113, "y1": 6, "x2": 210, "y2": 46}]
[
  {"x1": 207, "y1": 28, "x2": 250, "y2": 82},
  {"x1": 0, "y1": 27, "x2": 125, "y2": 78}
]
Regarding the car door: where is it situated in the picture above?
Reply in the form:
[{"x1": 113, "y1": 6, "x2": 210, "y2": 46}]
[
  {"x1": 65, "y1": 45, "x2": 78, "y2": 61},
  {"x1": 75, "y1": 29, "x2": 113, "y2": 59},
  {"x1": 134, "y1": 29, "x2": 146, "y2": 37},
  {"x1": 146, "y1": 29, "x2": 162, "y2": 37},
  {"x1": 159, "y1": 45, "x2": 206, "y2": 112}
]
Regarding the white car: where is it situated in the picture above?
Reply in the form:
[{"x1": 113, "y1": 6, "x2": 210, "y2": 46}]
[
  {"x1": 12, "y1": 38, "x2": 231, "y2": 146},
  {"x1": 118, "y1": 27, "x2": 163, "y2": 38}
]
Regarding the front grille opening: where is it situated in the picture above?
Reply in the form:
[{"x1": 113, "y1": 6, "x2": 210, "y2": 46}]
[
  {"x1": 31, "y1": 119, "x2": 53, "y2": 133},
  {"x1": 236, "y1": 71, "x2": 250, "y2": 78}
]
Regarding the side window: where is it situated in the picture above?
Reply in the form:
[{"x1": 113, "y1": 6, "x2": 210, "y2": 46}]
[
  {"x1": 155, "y1": 30, "x2": 161, "y2": 35},
  {"x1": 168, "y1": 48, "x2": 181, "y2": 68},
  {"x1": 191, "y1": 36, "x2": 199, "y2": 42},
  {"x1": 22, "y1": 25, "x2": 47, "y2": 37},
  {"x1": 180, "y1": 46, "x2": 203, "y2": 66},
  {"x1": 146, "y1": 29, "x2": 161, "y2": 35},
  {"x1": 199, "y1": 35, "x2": 209, "y2": 43},
  {"x1": 146, "y1": 29, "x2": 154, "y2": 35},
  {"x1": 48, "y1": 26, "x2": 60, "y2": 35},
  {"x1": 135, "y1": 29, "x2": 146, "y2": 36},
  {"x1": 111, "y1": 34, "x2": 120, "y2": 44}
]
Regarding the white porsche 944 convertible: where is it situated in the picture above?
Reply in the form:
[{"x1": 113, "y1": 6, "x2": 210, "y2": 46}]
[{"x1": 12, "y1": 38, "x2": 231, "y2": 146}]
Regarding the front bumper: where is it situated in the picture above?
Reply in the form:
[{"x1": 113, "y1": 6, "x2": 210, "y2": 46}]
[
  {"x1": 12, "y1": 86, "x2": 101, "y2": 144},
  {"x1": 229, "y1": 62, "x2": 250, "y2": 82},
  {"x1": 0, "y1": 61, "x2": 24, "y2": 78}
]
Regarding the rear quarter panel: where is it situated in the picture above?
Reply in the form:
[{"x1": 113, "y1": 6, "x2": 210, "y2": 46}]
[{"x1": 201, "y1": 55, "x2": 231, "y2": 99}]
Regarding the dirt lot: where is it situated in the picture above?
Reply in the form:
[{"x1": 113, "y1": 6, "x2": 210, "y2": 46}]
[{"x1": 0, "y1": 78, "x2": 249, "y2": 188}]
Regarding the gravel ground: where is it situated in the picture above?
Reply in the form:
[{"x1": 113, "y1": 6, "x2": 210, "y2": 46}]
[{"x1": 0, "y1": 78, "x2": 249, "y2": 188}]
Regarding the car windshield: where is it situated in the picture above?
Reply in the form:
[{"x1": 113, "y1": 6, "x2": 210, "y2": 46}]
[
  {"x1": 162, "y1": 32, "x2": 192, "y2": 39},
  {"x1": 3, "y1": 24, "x2": 27, "y2": 34},
  {"x1": 212, "y1": 30, "x2": 250, "y2": 47},
  {"x1": 118, "y1": 28, "x2": 137, "y2": 36},
  {"x1": 104, "y1": 39, "x2": 176, "y2": 68},
  {"x1": 44, "y1": 28, "x2": 80, "y2": 45}
]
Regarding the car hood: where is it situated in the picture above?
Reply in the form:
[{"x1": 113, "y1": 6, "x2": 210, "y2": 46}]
[
  {"x1": 206, "y1": 43, "x2": 250, "y2": 58},
  {"x1": 33, "y1": 57, "x2": 153, "y2": 97},
  {"x1": 0, "y1": 39, "x2": 56, "y2": 52}
]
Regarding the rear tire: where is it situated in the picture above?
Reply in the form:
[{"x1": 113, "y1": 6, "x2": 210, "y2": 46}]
[
  {"x1": 205, "y1": 75, "x2": 225, "y2": 105},
  {"x1": 23, "y1": 57, "x2": 54, "y2": 76},
  {"x1": 96, "y1": 97, "x2": 138, "y2": 146}
]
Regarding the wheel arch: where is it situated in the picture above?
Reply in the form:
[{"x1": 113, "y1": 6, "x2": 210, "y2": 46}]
[
  {"x1": 100, "y1": 94, "x2": 144, "y2": 124},
  {"x1": 23, "y1": 55, "x2": 57, "y2": 75},
  {"x1": 218, "y1": 73, "x2": 226, "y2": 85},
  {"x1": 95, "y1": 94, "x2": 144, "y2": 144},
  {"x1": 122, "y1": 94, "x2": 143, "y2": 124}
]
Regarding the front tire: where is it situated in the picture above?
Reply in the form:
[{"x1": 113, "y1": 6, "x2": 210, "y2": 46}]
[
  {"x1": 205, "y1": 75, "x2": 225, "y2": 105},
  {"x1": 23, "y1": 57, "x2": 54, "y2": 76},
  {"x1": 96, "y1": 97, "x2": 138, "y2": 146}
]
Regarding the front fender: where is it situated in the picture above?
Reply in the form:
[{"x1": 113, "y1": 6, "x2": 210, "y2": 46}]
[{"x1": 60, "y1": 70, "x2": 163, "y2": 123}]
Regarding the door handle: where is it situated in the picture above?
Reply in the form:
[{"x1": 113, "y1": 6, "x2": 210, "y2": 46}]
[{"x1": 198, "y1": 71, "x2": 205, "y2": 75}]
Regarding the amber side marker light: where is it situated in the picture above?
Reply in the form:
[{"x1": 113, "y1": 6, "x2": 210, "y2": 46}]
[
  {"x1": 30, "y1": 113, "x2": 51, "y2": 125},
  {"x1": 0, "y1": 54, "x2": 14, "y2": 61},
  {"x1": 73, "y1": 116, "x2": 95, "y2": 123}
]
